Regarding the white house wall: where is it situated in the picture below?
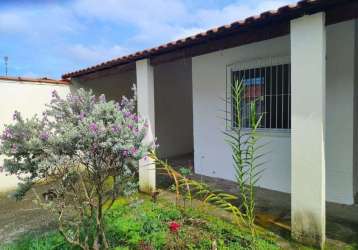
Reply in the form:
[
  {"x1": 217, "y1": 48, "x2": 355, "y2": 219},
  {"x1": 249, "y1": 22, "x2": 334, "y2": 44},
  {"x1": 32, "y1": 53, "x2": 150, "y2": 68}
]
[
  {"x1": 0, "y1": 80, "x2": 70, "y2": 192},
  {"x1": 154, "y1": 58, "x2": 193, "y2": 158},
  {"x1": 192, "y1": 35, "x2": 292, "y2": 193},
  {"x1": 325, "y1": 20, "x2": 356, "y2": 204},
  {"x1": 192, "y1": 20, "x2": 356, "y2": 205}
]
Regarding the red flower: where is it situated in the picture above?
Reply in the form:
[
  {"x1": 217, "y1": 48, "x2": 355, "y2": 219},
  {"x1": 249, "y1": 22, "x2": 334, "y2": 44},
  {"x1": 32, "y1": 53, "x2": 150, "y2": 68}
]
[{"x1": 169, "y1": 221, "x2": 181, "y2": 233}]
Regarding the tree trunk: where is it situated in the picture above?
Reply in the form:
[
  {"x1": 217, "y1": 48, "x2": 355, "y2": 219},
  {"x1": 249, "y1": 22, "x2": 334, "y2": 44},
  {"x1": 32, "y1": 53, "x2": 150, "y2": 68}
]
[{"x1": 93, "y1": 186, "x2": 109, "y2": 250}]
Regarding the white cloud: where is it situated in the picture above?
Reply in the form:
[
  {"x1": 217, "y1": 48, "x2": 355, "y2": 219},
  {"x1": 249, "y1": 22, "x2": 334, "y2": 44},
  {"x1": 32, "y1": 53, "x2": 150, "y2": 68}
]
[
  {"x1": 0, "y1": 5, "x2": 82, "y2": 38},
  {"x1": 67, "y1": 44, "x2": 130, "y2": 66},
  {"x1": 255, "y1": 0, "x2": 295, "y2": 13},
  {"x1": 196, "y1": 4, "x2": 253, "y2": 28},
  {"x1": 171, "y1": 27, "x2": 205, "y2": 40},
  {"x1": 195, "y1": 0, "x2": 295, "y2": 29},
  {"x1": 0, "y1": 12, "x2": 28, "y2": 33},
  {"x1": 72, "y1": 0, "x2": 294, "y2": 45},
  {"x1": 73, "y1": 0, "x2": 192, "y2": 45},
  {"x1": 73, "y1": 0, "x2": 189, "y2": 26}
]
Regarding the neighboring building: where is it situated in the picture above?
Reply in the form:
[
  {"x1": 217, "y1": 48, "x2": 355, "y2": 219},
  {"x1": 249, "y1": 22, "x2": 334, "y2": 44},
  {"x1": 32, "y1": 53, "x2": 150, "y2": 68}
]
[
  {"x1": 0, "y1": 76, "x2": 70, "y2": 191},
  {"x1": 62, "y1": 0, "x2": 358, "y2": 246}
]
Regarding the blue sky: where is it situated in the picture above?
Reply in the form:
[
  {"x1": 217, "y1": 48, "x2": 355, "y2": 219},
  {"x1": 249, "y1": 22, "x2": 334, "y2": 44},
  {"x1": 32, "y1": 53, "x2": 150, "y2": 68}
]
[{"x1": 0, "y1": 0, "x2": 293, "y2": 79}]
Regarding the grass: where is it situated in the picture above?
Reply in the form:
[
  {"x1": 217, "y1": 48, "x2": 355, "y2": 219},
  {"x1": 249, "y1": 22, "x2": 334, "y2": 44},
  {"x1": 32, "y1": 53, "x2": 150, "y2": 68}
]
[
  {"x1": 0, "y1": 233, "x2": 71, "y2": 250},
  {"x1": 1, "y1": 194, "x2": 279, "y2": 250}
]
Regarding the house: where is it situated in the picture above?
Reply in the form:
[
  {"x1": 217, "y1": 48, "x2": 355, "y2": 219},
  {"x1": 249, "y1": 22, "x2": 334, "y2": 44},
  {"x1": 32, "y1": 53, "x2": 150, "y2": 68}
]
[
  {"x1": 0, "y1": 0, "x2": 357, "y2": 247},
  {"x1": 61, "y1": 0, "x2": 358, "y2": 246}
]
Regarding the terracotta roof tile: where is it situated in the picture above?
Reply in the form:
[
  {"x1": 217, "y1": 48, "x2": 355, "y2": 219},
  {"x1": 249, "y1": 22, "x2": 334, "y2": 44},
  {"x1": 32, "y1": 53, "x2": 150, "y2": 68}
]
[{"x1": 0, "y1": 76, "x2": 69, "y2": 85}]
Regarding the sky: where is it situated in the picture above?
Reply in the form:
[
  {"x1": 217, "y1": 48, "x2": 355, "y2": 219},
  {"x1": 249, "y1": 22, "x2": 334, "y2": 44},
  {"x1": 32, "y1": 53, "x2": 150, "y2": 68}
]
[{"x1": 0, "y1": 0, "x2": 294, "y2": 79}]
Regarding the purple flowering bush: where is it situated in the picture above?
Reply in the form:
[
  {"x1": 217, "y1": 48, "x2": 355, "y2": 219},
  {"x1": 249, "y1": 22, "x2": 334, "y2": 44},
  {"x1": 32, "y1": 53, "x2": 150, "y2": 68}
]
[{"x1": 0, "y1": 88, "x2": 153, "y2": 250}]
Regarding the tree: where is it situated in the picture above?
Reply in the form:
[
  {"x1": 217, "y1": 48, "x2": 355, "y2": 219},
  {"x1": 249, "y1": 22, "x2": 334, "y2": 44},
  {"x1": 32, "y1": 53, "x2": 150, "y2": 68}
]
[{"x1": 0, "y1": 87, "x2": 153, "y2": 250}]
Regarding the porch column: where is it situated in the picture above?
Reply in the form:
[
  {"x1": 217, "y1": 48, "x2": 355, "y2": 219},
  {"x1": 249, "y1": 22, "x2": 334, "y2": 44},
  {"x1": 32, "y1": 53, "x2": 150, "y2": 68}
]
[
  {"x1": 290, "y1": 12, "x2": 326, "y2": 248},
  {"x1": 136, "y1": 59, "x2": 156, "y2": 193}
]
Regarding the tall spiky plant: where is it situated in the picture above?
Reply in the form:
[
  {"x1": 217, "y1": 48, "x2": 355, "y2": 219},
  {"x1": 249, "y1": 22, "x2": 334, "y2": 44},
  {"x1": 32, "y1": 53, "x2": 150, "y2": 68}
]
[{"x1": 224, "y1": 80, "x2": 264, "y2": 241}]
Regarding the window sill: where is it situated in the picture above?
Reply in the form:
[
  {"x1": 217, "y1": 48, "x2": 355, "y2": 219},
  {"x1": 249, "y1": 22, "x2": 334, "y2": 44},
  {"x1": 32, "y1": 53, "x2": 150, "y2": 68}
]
[{"x1": 255, "y1": 129, "x2": 290, "y2": 137}]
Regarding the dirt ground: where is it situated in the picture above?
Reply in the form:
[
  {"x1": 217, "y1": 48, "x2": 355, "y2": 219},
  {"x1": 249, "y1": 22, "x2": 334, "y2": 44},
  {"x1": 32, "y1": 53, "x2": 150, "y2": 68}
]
[{"x1": 0, "y1": 185, "x2": 56, "y2": 244}]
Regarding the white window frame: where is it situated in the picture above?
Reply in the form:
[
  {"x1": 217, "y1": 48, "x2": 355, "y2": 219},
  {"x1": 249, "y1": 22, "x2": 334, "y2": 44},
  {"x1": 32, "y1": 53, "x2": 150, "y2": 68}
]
[{"x1": 226, "y1": 56, "x2": 291, "y2": 133}]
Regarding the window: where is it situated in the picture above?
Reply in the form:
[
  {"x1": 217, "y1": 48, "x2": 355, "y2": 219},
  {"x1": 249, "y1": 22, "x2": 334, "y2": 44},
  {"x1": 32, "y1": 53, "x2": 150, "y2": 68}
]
[{"x1": 228, "y1": 57, "x2": 291, "y2": 129}]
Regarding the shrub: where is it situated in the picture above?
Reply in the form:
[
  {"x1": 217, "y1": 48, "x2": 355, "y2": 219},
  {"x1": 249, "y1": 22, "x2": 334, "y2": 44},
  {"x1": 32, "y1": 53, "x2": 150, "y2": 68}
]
[{"x1": 0, "y1": 87, "x2": 153, "y2": 250}]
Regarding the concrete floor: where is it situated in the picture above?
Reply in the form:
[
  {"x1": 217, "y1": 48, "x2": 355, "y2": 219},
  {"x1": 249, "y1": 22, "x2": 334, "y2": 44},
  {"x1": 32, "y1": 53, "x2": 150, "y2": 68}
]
[{"x1": 163, "y1": 154, "x2": 358, "y2": 248}]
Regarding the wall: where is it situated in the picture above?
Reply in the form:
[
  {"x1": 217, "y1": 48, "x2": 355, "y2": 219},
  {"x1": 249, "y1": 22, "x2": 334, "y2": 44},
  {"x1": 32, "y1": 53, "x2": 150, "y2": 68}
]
[
  {"x1": 192, "y1": 20, "x2": 356, "y2": 204},
  {"x1": 72, "y1": 70, "x2": 136, "y2": 102},
  {"x1": 326, "y1": 20, "x2": 356, "y2": 204},
  {"x1": 192, "y1": 35, "x2": 291, "y2": 193},
  {"x1": 0, "y1": 80, "x2": 70, "y2": 192},
  {"x1": 154, "y1": 58, "x2": 193, "y2": 158}
]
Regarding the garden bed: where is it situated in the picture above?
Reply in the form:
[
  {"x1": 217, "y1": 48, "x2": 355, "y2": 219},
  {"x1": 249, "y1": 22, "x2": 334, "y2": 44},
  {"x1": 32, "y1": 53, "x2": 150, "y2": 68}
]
[
  {"x1": 1, "y1": 191, "x2": 358, "y2": 250},
  {"x1": 1, "y1": 193, "x2": 279, "y2": 250}
]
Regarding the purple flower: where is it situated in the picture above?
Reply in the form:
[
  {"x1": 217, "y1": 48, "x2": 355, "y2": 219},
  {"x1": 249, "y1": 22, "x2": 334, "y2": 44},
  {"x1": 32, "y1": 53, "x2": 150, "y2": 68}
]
[
  {"x1": 40, "y1": 131, "x2": 49, "y2": 141},
  {"x1": 2, "y1": 128, "x2": 13, "y2": 139},
  {"x1": 131, "y1": 114, "x2": 139, "y2": 123},
  {"x1": 128, "y1": 124, "x2": 133, "y2": 130},
  {"x1": 79, "y1": 111, "x2": 85, "y2": 121},
  {"x1": 52, "y1": 90, "x2": 59, "y2": 98},
  {"x1": 111, "y1": 125, "x2": 120, "y2": 133},
  {"x1": 130, "y1": 147, "x2": 138, "y2": 156},
  {"x1": 124, "y1": 111, "x2": 131, "y2": 118},
  {"x1": 122, "y1": 150, "x2": 128, "y2": 157},
  {"x1": 89, "y1": 123, "x2": 98, "y2": 133}
]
